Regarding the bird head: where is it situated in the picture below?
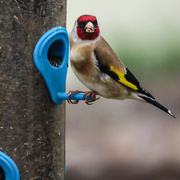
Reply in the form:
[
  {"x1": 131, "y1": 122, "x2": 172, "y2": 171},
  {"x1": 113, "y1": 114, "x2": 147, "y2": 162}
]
[{"x1": 71, "y1": 15, "x2": 100, "y2": 42}]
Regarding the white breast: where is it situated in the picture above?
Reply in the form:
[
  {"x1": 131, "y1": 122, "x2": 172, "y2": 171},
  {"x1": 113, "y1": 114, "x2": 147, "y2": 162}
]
[{"x1": 70, "y1": 50, "x2": 83, "y2": 62}]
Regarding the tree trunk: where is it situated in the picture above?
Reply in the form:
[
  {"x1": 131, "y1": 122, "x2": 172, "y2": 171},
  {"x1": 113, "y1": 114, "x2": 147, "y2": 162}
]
[{"x1": 0, "y1": 0, "x2": 66, "y2": 179}]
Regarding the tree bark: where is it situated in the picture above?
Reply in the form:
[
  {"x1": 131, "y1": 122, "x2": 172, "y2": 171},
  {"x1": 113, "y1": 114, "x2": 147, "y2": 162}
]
[{"x1": 0, "y1": 0, "x2": 66, "y2": 179}]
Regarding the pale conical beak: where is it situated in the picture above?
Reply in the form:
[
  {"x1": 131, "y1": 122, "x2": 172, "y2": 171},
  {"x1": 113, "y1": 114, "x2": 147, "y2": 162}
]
[{"x1": 85, "y1": 21, "x2": 95, "y2": 33}]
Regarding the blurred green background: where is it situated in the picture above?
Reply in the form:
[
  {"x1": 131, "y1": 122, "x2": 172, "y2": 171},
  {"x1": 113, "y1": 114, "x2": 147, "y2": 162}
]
[{"x1": 66, "y1": 1, "x2": 180, "y2": 179}]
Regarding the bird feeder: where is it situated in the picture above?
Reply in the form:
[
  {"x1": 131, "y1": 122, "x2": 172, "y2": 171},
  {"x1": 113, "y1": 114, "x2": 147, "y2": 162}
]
[
  {"x1": 0, "y1": 151, "x2": 20, "y2": 180},
  {"x1": 33, "y1": 27, "x2": 92, "y2": 104}
]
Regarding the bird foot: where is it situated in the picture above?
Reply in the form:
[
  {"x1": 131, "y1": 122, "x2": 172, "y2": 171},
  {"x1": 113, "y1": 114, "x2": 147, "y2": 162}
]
[
  {"x1": 67, "y1": 90, "x2": 84, "y2": 104},
  {"x1": 67, "y1": 90, "x2": 100, "y2": 105},
  {"x1": 83, "y1": 91, "x2": 100, "y2": 105}
]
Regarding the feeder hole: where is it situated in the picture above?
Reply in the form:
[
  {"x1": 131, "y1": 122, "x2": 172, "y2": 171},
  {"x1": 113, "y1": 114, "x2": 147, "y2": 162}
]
[
  {"x1": 0, "y1": 166, "x2": 5, "y2": 180},
  {"x1": 47, "y1": 39, "x2": 64, "y2": 68}
]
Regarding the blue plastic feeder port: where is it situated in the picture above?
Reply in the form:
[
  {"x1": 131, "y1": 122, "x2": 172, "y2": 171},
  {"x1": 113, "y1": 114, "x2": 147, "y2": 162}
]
[
  {"x1": 34, "y1": 27, "x2": 69, "y2": 104},
  {"x1": 34, "y1": 27, "x2": 94, "y2": 104},
  {"x1": 0, "y1": 151, "x2": 20, "y2": 180}
]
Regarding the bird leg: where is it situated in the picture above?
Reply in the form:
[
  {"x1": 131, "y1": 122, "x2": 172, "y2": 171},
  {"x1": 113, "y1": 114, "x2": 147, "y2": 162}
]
[
  {"x1": 67, "y1": 90, "x2": 100, "y2": 105},
  {"x1": 83, "y1": 91, "x2": 100, "y2": 105}
]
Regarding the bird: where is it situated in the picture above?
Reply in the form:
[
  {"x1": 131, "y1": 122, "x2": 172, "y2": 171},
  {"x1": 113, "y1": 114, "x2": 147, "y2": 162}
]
[{"x1": 68, "y1": 14, "x2": 175, "y2": 118}]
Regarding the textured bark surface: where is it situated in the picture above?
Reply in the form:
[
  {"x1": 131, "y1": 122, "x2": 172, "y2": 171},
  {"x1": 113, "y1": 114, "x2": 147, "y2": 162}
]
[{"x1": 0, "y1": 0, "x2": 66, "y2": 179}]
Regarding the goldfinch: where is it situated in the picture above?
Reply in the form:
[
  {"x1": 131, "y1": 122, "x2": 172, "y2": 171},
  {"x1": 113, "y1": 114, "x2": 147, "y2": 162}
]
[{"x1": 69, "y1": 14, "x2": 175, "y2": 118}]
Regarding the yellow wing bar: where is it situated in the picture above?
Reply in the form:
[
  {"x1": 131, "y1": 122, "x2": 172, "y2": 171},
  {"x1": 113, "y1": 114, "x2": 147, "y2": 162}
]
[{"x1": 109, "y1": 66, "x2": 138, "y2": 91}]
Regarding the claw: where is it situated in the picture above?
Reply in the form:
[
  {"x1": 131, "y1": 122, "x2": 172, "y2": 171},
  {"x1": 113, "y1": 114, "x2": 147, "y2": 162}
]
[
  {"x1": 90, "y1": 92, "x2": 100, "y2": 101},
  {"x1": 83, "y1": 91, "x2": 99, "y2": 105},
  {"x1": 67, "y1": 99, "x2": 79, "y2": 104},
  {"x1": 67, "y1": 90, "x2": 85, "y2": 104}
]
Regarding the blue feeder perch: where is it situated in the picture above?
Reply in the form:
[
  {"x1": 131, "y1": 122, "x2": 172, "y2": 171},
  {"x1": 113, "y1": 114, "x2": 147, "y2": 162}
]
[
  {"x1": 0, "y1": 151, "x2": 20, "y2": 180},
  {"x1": 33, "y1": 27, "x2": 92, "y2": 104}
]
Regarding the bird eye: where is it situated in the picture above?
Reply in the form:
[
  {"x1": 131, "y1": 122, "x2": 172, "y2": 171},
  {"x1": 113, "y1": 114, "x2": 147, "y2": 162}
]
[
  {"x1": 93, "y1": 20, "x2": 98, "y2": 27},
  {"x1": 78, "y1": 21, "x2": 86, "y2": 29}
]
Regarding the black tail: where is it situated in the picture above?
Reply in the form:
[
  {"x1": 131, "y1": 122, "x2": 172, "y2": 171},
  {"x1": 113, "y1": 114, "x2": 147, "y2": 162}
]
[{"x1": 138, "y1": 95, "x2": 175, "y2": 118}]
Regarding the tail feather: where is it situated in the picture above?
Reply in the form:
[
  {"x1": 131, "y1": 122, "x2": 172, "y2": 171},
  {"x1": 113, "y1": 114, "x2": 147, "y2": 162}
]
[{"x1": 138, "y1": 94, "x2": 175, "y2": 118}]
